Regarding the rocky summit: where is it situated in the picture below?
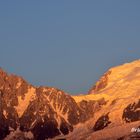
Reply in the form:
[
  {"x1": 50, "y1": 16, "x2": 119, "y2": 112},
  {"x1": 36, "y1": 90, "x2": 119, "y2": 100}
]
[{"x1": 0, "y1": 60, "x2": 140, "y2": 140}]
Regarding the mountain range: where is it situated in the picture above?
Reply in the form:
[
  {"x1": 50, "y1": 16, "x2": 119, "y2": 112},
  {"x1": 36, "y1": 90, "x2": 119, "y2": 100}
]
[{"x1": 0, "y1": 60, "x2": 140, "y2": 140}]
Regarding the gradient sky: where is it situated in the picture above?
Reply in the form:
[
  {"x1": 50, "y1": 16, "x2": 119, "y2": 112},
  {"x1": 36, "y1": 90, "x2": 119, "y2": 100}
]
[{"x1": 0, "y1": 1, "x2": 140, "y2": 95}]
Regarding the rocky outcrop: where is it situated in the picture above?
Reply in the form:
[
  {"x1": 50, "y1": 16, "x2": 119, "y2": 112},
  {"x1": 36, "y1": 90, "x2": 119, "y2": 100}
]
[
  {"x1": 123, "y1": 99, "x2": 140, "y2": 123},
  {"x1": 93, "y1": 113, "x2": 111, "y2": 131}
]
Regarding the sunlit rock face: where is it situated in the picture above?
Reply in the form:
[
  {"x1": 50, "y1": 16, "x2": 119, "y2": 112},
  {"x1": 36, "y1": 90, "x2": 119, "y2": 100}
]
[
  {"x1": 0, "y1": 69, "x2": 105, "y2": 140},
  {"x1": 1, "y1": 59, "x2": 140, "y2": 140}
]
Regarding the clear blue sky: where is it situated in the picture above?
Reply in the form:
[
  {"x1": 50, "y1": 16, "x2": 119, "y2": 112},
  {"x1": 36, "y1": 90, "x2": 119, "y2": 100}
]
[{"x1": 0, "y1": 1, "x2": 140, "y2": 94}]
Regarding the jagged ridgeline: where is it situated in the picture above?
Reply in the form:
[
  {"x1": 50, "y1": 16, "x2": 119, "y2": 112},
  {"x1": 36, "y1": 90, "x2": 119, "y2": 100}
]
[{"x1": 0, "y1": 59, "x2": 140, "y2": 140}]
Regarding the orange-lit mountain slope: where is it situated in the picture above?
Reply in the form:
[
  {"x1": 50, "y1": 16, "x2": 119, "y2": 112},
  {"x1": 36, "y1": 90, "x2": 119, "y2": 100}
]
[{"x1": 0, "y1": 60, "x2": 140, "y2": 140}]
